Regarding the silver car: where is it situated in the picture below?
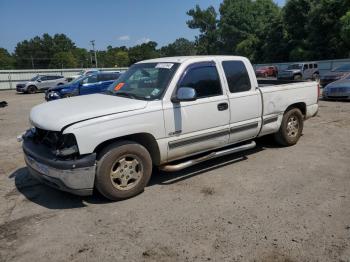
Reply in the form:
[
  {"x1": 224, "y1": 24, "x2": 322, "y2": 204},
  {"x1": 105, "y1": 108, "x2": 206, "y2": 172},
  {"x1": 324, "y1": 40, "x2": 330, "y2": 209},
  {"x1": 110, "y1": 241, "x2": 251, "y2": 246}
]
[
  {"x1": 323, "y1": 74, "x2": 350, "y2": 100},
  {"x1": 16, "y1": 75, "x2": 68, "y2": 94}
]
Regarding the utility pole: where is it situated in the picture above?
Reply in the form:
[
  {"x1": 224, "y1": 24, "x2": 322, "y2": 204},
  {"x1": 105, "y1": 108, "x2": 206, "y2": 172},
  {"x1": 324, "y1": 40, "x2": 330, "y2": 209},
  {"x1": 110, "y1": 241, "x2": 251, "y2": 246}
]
[
  {"x1": 90, "y1": 40, "x2": 98, "y2": 68},
  {"x1": 31, "y1": 55, "x2": 34, "y2": 69}
]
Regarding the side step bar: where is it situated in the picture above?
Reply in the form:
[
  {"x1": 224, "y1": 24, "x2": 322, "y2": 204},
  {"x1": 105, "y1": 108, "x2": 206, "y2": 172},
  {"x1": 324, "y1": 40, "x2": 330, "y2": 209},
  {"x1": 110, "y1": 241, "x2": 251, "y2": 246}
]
[{"x1": 160, "y1": 141, "x2": 256, "y2": 172}]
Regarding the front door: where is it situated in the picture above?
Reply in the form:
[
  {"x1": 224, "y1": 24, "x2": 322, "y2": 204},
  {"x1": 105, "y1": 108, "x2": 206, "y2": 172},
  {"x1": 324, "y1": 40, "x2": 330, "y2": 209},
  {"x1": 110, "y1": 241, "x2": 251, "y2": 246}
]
[
  {"x1": 163, "y1": 61, "x2": 230, "y2": 161},
  {"x1": 79, "y1": 74, "x2": 99, "y2": 95}
]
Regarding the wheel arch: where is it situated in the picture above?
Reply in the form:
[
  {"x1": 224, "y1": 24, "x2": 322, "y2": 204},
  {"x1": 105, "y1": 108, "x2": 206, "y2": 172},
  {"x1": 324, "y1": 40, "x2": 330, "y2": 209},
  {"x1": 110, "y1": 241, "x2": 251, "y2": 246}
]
[
  {"x1": 93, "y1": 132, "x2": 161, "y2": 166},
  {"x1": 285, "y1": 102, "x2": 306, "y2": 117}
]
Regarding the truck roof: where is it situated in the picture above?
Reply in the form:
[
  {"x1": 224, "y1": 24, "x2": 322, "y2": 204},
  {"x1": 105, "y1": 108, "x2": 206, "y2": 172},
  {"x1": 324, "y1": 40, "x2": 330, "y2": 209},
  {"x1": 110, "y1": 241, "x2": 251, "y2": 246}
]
[{"x1": 138, "y1": 55, "x2": 247, "y2": 64}]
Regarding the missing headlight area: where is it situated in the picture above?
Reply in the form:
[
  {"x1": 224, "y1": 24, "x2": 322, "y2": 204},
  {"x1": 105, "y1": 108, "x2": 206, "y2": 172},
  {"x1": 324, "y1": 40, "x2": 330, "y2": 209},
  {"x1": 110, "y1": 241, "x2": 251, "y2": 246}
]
[{"x1": 31, "y1": 128, "x2": 79, "y2": 157}]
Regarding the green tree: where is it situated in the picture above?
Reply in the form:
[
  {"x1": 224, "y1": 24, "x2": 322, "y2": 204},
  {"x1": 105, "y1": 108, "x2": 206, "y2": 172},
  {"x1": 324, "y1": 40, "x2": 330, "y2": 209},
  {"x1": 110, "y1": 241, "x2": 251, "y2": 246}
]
[
  {"x1": 128, "y1": 41, "x2": 158, "y2": 65},
  {"x1": 306, "y1": 0, "x2": 350, "y2": 60},
  {"x1": 115, "y1": 51, "x2": 129, "y2": 67},
  {"x1": 72, "y1": 48, "x2": 90, "y2": 68},
  {"x1": 49, "y1": 51, "x2": 78, "y2": 68},
  {"x1": 341, "y1": 11, "x2": 350, "y2": 51},
  {"x1": 187, "y1": 5, "x2": 220, "y2": 54},
  {"x1": 14, "y1": 33, "x2": 76, "y2": 69},
  {"x1": 0, "y1": 48, "x2": 15, "y2": 69},
  {"x1": 219, "y1": 0, "x2": 254, "y2": 54},
  {"x1": 160, "y1": 38, "x2": 196, "y2": 56}
]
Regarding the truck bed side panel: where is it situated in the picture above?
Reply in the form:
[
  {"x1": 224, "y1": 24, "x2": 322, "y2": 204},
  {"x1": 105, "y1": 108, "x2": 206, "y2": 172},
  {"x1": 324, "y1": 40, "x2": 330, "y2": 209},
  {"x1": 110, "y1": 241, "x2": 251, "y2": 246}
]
[{"x1": 259, "y1": 82, "x2": 318, "y2": 136}]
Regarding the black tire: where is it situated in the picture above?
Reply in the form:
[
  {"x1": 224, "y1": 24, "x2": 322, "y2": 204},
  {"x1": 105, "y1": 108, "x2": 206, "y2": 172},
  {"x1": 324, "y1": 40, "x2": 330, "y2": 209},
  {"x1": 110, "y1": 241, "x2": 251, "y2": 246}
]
[
  {"x1": 27, "y1": 85, "x2": 37, "y2": 94},
  {"x1": 274, "y1": 108, "x2": 304, "y2": 146},
  {"x1": 293, "y1": 74, "x2": 302, "y2": 81},
  {"x1": 63, "y1": 94, "x2": 73, "y2": 98},
  {"x1": 95, "y1": 140, "x2": 152, "y2": 200},
  {"x1": 57, "y1": 83, "x2": 64, "y2": 86},
  {"x1": 312, "y1": 73, "x2": 320, "y2": 82}
]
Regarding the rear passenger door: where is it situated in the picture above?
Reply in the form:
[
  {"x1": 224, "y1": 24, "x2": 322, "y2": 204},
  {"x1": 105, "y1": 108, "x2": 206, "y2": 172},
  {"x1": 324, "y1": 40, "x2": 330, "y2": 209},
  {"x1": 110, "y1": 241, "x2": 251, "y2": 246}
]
[
  {"x1": 163, "y1": 61, "x2": 230, "y2": 161},
  {"x1": 220, "y1": 60, "x2": 262, "y2": 144}
]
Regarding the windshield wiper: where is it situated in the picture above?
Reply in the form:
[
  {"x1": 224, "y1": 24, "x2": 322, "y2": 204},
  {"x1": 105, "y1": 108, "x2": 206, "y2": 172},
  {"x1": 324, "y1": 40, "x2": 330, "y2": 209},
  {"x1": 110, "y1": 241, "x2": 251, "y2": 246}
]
[{"x1": 114, "y1": 91, "x2": 137, "y2": 99}]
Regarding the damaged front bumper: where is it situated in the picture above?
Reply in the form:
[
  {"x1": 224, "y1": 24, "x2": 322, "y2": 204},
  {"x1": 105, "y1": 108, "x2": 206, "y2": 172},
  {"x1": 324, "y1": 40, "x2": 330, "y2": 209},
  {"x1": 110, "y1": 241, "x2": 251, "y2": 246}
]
[{"x1": 21, "y1": 134, "x2": 96, "y2": 196}]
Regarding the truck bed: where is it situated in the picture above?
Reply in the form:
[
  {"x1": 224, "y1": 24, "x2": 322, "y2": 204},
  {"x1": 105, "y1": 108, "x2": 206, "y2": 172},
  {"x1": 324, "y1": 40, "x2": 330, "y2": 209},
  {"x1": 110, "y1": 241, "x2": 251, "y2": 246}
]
[{"x1": 258, "y1": 79, "x2": 306, "y2": 87}]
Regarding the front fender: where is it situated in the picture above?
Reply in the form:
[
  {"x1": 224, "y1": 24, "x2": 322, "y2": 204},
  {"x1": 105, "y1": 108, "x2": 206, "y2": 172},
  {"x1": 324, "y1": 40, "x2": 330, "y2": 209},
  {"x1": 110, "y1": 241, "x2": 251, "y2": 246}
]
[{"x1": 62, "y1": 104, "x2": 166, "y2": 156}]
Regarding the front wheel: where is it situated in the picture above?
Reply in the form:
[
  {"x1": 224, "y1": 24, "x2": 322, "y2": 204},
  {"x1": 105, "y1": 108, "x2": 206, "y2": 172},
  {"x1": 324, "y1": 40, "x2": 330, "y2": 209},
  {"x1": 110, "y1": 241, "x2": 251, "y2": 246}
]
[
  {"x1": 95, "y1": 141, "x2": 152, "y2": 200},
  {"x1": 27, "y1": 85, "x2": 37, "y2": 94},
  {"x1": 274, "y1": 108, "x2": 304, "y2": 146}
]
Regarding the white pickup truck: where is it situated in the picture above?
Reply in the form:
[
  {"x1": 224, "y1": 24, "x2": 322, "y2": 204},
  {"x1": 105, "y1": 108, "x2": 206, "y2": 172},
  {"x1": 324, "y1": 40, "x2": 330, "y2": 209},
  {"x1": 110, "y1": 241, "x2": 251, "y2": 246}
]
[{"x1": 19, "y1": 56, "x2": 319, "y2": 200}]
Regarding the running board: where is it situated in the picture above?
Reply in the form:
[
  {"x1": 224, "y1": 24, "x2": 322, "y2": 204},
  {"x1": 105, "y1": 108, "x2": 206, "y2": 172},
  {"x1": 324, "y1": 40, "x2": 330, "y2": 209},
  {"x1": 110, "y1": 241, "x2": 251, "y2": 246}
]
[{"x1": 160, "y1": 141, "x2": 256, "y2": 172}]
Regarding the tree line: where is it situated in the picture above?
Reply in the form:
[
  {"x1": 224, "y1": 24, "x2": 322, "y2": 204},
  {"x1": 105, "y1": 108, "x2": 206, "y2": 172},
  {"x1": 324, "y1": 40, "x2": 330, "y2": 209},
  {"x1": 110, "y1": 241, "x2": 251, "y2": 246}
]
[{"x1": 1, "y1": 0, "x2": 349, "y2": 70}]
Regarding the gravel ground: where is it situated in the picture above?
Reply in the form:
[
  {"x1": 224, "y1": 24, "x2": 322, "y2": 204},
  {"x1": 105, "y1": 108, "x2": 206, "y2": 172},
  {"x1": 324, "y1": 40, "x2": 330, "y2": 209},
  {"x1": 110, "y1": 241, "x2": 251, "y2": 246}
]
[{"x1": 0, "y1": 90, "x2": 349, "y2": 262}]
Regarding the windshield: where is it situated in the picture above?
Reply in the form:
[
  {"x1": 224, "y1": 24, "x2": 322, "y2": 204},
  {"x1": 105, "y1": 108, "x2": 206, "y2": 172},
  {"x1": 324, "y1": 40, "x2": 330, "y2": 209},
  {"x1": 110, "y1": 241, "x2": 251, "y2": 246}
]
[
  {"x1": 106, "y1": 62, "x2": 180, "y2": 100},
  {"x1": 70, "y1": 75, "x2": 86, "y2": 84},
  {"x1": 287, "y1": 64, "x2": 302, "y2": 70},
  {"x1": 30, "y1": 75, "x2": 40, "y2": 81},
  {"x1": 333, "y1": 64, "x2": 350, "y2": 72}
]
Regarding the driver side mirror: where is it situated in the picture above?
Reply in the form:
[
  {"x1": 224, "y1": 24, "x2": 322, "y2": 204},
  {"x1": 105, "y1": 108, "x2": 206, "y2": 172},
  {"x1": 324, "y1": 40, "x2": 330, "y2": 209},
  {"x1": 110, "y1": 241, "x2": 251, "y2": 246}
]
[
  {"x1": 171, "y1": 87, "x2": 197, "y2": 103},
  {"x1": 37, "y1": 79, "x2": 42, "y2": 82}
]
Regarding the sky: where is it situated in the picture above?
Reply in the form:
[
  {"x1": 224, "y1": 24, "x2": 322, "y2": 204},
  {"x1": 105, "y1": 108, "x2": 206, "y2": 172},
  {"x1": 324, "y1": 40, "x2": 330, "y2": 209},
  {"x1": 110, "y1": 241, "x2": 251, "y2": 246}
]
[{"x1": 0, "y1": 0, "x2": 285, "y2": 53}]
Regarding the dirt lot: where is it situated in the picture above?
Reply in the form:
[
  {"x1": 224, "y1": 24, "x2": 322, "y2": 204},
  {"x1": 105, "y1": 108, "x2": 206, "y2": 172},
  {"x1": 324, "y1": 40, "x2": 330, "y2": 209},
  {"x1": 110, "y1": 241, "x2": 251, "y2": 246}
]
[{"x1": 0, "y1": 90, "x2": 349, "y2": 262}]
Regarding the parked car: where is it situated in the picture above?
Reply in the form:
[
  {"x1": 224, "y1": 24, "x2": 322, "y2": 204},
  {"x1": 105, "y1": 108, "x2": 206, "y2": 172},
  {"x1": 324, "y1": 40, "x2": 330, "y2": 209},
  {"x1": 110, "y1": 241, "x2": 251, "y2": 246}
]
[
  {"x1": 16, "y1": 75, "x2": 67, "y2": 94},
  {"x1": 255, "y1": 66, "x2": 278, "y2": 78},
  {"x1": 320, "y1": 64, "x2": 350, "y2": 87},
  {"x1": 18, "y1": 56, "x2": 319, "y2": 200},
  {"x1": 278, "y1": 63, "x2": 319, "y2": 81},
  {"x1": 323, "y1": 74, "x2": 350, "y2": 100},
  {"x1": 67, "y1": 69, "x2": 100, "y2": 82},
  {"x1": 45, "y1": 72, "x2": 121, "y2": 101}
]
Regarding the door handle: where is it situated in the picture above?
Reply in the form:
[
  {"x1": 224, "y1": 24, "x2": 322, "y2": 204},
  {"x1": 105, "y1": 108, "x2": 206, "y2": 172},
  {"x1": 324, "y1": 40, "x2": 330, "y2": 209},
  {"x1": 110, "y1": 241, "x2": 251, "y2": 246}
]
[{"x1": 217, "y1": 102, "x2": 228, "y2": 111}]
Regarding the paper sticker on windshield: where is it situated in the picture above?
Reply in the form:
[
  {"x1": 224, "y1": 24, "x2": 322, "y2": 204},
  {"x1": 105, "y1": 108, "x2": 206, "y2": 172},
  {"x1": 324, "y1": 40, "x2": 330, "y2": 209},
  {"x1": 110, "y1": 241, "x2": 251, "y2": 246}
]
[
  {"x1": 151, "y1": 88, "x2": 160, "y2": 96},
  {"x1": 155, "y1": 63, "x2": 174, "y2": 69},
  {"x1": 114, "y1": 82, "x2": 125, "y2": 91}
]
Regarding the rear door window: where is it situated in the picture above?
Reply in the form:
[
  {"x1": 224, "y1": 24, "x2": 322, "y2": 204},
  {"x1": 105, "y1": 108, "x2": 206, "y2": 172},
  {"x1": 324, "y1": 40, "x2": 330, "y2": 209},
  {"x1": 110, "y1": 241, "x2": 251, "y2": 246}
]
[{"x1": 222, "y1": 61, "x2": 251, "y2": 93}]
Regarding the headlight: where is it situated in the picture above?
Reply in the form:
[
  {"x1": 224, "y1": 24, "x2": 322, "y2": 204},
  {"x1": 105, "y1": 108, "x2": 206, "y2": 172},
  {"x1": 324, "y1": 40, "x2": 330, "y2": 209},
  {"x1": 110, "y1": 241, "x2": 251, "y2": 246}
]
[
  {"x1": 48, "y1": 91, "x2": 60, "y2": 98},
  {"x1": 56, "y1": 133, "x2": 79, "y2": 157}
]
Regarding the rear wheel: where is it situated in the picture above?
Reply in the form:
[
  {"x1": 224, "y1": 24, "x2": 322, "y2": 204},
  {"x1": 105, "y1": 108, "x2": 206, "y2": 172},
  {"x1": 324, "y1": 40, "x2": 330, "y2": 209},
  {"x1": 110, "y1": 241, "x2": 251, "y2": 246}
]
[
  {"x1": 95, "y1": 141, "x2": 152, "y2": 200},
  {"x1": 27, "y1": 85, "x2": 37, "y2": 94},
  {"x1": 293, "y1": 74, "x2": 302, "y2": 81},
  {"x1": 274, "y1": 108, "x2": 304, "y2": 146}
]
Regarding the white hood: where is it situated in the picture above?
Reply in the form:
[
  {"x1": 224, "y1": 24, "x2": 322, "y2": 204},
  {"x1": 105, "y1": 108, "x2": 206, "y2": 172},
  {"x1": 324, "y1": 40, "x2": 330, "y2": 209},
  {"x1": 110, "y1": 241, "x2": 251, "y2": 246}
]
[{"x1": 30, "y1": 94, "x2": 148, "y2": 131}]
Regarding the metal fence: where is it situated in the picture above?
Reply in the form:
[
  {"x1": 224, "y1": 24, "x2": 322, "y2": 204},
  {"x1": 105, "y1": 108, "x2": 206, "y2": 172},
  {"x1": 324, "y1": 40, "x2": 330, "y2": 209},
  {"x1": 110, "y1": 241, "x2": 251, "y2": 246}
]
[
  {"x1": 254, "y1": 58, "x2": 350, "y2": 76},
  {"x1": 0, "y1": 68, "x2": 128, "y2": 90}
]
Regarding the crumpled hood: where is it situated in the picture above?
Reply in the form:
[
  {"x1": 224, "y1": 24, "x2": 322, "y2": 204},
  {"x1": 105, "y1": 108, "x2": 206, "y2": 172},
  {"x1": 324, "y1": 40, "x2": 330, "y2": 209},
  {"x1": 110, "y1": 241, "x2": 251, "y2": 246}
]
[{"x1": 30, "y1": 94, "x2": 148, "y2": 131}]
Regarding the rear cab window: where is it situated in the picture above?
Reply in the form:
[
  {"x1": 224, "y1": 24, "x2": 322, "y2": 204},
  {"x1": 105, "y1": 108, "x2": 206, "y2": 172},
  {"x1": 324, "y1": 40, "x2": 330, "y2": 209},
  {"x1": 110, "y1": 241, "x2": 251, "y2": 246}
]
[{"x1": 222, "y1": 61, "x2": 251, "y2": 93}]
